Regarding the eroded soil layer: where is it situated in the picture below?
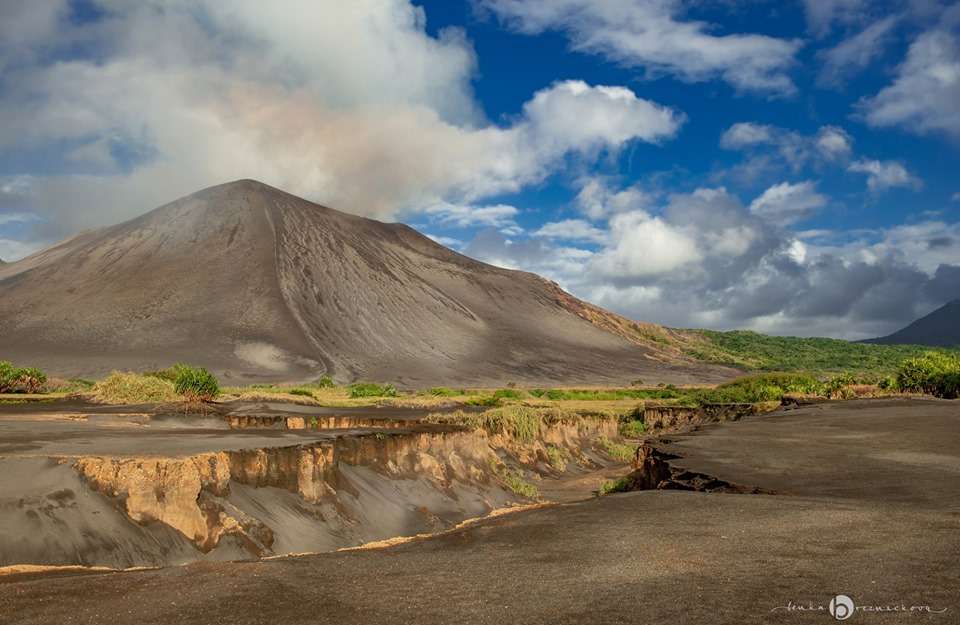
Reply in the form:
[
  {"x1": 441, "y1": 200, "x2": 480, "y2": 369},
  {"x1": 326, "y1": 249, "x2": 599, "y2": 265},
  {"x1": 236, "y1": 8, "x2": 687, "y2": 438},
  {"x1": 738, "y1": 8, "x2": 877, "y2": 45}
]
[{"x1": 0, "y1": 402, "x2": 622, "y2": 568}]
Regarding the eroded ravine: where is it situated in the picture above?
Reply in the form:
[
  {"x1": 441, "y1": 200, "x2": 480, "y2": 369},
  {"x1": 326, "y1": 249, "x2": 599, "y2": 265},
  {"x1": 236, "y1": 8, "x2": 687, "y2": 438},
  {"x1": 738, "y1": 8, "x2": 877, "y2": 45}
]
[{"x1": 0, "y1": 404, "x2": 622, "y2": 570}]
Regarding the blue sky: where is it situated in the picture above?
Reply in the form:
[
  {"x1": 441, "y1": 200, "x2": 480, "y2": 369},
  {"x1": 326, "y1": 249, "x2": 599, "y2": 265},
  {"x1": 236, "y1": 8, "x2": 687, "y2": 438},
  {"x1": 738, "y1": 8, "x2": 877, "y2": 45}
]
[{"x1": 1, "y1": 1, "x2": 958, "y2": 338}]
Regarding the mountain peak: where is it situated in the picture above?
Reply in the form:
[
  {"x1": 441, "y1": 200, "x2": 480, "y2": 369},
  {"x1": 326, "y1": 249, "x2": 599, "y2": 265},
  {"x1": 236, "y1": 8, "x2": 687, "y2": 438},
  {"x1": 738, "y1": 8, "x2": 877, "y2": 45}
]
[
  {"x1": 0, "y1": 181, "x2": 736, "y2": 385},
  {"x1": 866, "y1": 299, "x2": 960, "y2": 347}
]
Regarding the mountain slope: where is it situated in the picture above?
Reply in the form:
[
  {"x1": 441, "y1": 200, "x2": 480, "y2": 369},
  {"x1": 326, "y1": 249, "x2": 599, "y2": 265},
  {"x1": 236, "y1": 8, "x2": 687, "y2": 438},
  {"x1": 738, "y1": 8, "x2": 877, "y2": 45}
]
[
  {"x1": 0, "y1": 180, "x2": 736, "y2": 385},
  {"x1": 865, "y1": 300, "x2": 960, "y2": 347}
]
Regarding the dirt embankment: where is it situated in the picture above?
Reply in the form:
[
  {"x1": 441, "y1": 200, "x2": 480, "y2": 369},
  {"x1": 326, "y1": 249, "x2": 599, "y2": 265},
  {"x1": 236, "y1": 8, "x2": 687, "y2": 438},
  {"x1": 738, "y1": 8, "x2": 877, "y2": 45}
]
[{"x1": 2, "y1": 416, "x2": 620, "y2": 569}]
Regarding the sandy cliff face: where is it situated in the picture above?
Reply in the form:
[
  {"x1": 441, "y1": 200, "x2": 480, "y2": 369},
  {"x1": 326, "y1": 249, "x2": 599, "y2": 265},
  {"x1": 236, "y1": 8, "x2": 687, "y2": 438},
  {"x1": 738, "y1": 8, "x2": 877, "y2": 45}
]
[{"x1": 49, "y1": 419, "x2": 619, "y2": 567}]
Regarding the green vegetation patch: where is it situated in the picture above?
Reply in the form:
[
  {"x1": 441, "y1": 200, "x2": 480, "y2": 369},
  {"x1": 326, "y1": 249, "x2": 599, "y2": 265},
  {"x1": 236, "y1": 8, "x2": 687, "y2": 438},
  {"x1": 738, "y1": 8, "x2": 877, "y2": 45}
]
[
  {"x1": 425, "y1": 405, "x2": 612, "y2": 442},
  {"x1": 528, "y1": 388, "x2": 681, "y2": 401},
  {"x1": 544, "y1": 445, "x2": 569, "y2": 471},
  {"x1": 619, "y1": 419, "x2": 646, "y2": 438},
  {"x1": 426, "y1": 386, "x2": 464, "y2": 397},
  {"x1": 597, "y1": 436, "x2": 636, "y2": 461},
  {"x1": 0, "y1": 361, "x2": 47, "y2": 394},
  {"x1": 689, "y1": 329, "x2": 959, "y2": 375},
  {"x1": 349, "y1": 382, "x2": 398, "y2": 398},
  {"x1": 598, "y1": 477, "x2": 631, "y2": 496},
  {"x1": 311, "y1": 375, "x2": 336, "y2": 388},
  {"x1": 173, "y1": 365, "x2": 219, "y2": 401},
  {"x1": 500, "y1": 468, "x2": 539, "y2": 498},
  {"x1": 689, "y1": 372, "x2": 826, "y2": 405},
  {"x1": 896, "y1": 352, "x2": 960, "y2": 398}
]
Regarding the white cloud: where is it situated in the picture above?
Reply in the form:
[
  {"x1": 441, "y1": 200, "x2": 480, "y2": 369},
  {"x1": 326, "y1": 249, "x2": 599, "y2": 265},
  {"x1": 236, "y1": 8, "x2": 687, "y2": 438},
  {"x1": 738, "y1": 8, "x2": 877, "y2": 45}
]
[
  {"x1": 818, "y1": 15, "x2": 900, "y2": 85},
  {"x1": 720, "y1": 122, "x2": 853, "y2": 168},
  {"x1": 479, "y1": 0, "x2": 801, "y2": 94},
  {"x1": 574, "y1": 177, "x2": 655, "y2": 220},
  {"x1": 814, "y1": 126, "x2": 854, "y2": 160},
  {"x1": 720, "y1": 123, "x2": 775, "y2": 149},
  {"x1": 848, "y1": 159, "x2": 923, "y2": 191},
  {"x1": 952, "y1": 192, "x2": 960, "y2": 201},
  {"x1": 859, "y1": 27, "x2": 960, "y2": 138},
  {"x1": 423, "y1": 202, "x2": 521, "y2": 234},
  {"x1": 0, "y1": 3, "x2": 683, "y2": 238},
  {"x1": 749, "y1": 181, "x2": 827, "y2": 225},
  {"x1": 590, "y1": 210, "x2": 702, "y2": 277},
  {"x1": 534, "y1": 219, "x2": 608, "y2": 244}
]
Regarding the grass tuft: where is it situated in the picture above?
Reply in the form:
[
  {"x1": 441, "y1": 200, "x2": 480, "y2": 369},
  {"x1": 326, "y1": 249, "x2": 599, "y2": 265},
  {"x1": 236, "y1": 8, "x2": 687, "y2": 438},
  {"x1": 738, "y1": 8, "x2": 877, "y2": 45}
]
[
  {"x1": 91, "y1": 372, "x2": 180, "y2": 404},
  {"x1": 544, "y1": 445, "x2": 569, "y2": 471},
  {"x1": 349, "y1": 382, "x2": 398, "y2": 398},
  {"x1": 598, "y1": 477, "x2": 631, "y2": 496},
  {"x1": 597, "y1": 436, "x2": 635, "y2": 461}
]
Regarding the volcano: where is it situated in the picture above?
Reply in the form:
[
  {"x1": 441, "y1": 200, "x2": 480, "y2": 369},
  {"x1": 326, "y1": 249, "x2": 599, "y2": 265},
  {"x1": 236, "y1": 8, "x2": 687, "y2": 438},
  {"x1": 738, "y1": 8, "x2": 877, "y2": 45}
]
[
  {"x1": 865, "y1": 299, "x2": 960, "y2": 347},
  {"x1": 0, "y1": 180, "x2": 734, "y2": 385}
]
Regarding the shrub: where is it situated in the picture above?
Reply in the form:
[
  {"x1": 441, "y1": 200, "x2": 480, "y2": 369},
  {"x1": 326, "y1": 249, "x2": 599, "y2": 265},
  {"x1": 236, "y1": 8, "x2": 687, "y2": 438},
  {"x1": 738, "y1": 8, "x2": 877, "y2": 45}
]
[
  {"x1": 312, "y1": 375, "x2": 335, "y2": 388},
  {"x1": 878, "y1": 375, "x2": 899, "y2": 391},
  {"x1": 597, "y1": 436, "x2": 635, "y2": 461},
  {"x1": 427, "y1": 386, "x2": 462, "y2": 397},
  {"x1": 896, "y1": 352, "x2": 960, "y2": 397},
  {"x1": 0, "y1": 361, "x2": 48, "y2": 393},
  {"x1": 501, "y1": 469, "x2": 538, "y2": 498},
  {"x1": 693, "y1": 373, "x2": 826, "y2": 405},
  {"x1": 598, "y1": 477, "x2": 630, "y2": 496},
  {"x1": 173, "y1": 365, "x2": 220, "y2": 401},
  {"x1": 464, "y1": 395, "x2": 500, "y2": 407},
  {"x1": 92, "y1": 372, "x2": 180, "y2": 404},
  {"x1": 288, "y1": 388, "x2": 314, "y2": 398},
  {"x1": 619, "y1": 419, "x2": 646, "y2": 438},
  {"x1": 931, "y1": 371, "x2": 960, "y2": 399},
  {"x1": 492, "y1": 388, "x2": 523, "y2": 400},
  {"x1": 424, "y1": 405, "x2": 606, "y2": 442},
  {"x1": 349, "y1": 382, "x2": 398, "y2": 398},
  {"x1": 143, "y1": 364, "x2": 190, "y2": 383}
]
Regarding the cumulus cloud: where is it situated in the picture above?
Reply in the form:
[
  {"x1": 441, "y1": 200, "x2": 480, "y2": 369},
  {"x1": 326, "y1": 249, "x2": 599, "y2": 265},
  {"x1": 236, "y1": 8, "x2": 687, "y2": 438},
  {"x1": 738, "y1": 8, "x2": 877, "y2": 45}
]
[
  {"x1": 859, "y1": 24, "x2": 960, "y2": 138},
  {"x1": 848, "y1": 159, "x2": 923, "y2": 191},
  {"x1": 464, "y1": 179, "x2": 960, "y2": 339},
  {"x1": 478, "y1": 0, "x2": 801, "y2": 94},
  {"x1": 719, "y1": 122, "x2": 853, "y2": 182},
  {"x1": 590, "y1": 210, "x2": 702, "y2": 277},
  {"x1": 720, "y1": 123, "x2": 775, "y2": 149},
  {"x1": 574, "y1": 177, "x2": 656, "y2": 220},
  {"x1": 0, "y1": 2, "x2": 683, "y2": 244},
  {"x1": 749, "y1": 181, "x2": 827, "y2": 225}
]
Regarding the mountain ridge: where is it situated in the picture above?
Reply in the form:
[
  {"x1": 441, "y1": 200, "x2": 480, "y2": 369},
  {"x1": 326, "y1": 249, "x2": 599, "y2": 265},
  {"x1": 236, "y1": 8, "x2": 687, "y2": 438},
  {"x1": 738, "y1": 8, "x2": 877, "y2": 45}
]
[{"x1": 864, "y1": 299, "x2": 960, "y2": 347}]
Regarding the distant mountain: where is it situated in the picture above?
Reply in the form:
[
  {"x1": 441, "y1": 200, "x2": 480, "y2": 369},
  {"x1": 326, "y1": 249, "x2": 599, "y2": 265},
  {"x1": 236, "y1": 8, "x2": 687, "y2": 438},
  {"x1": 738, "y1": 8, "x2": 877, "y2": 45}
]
[
  {"x1": 0, "y1": 180, "x2": 736, "y2": 385},
  {"x1": 865, "y1": 300, "x2": 960, "y2": 347}
]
